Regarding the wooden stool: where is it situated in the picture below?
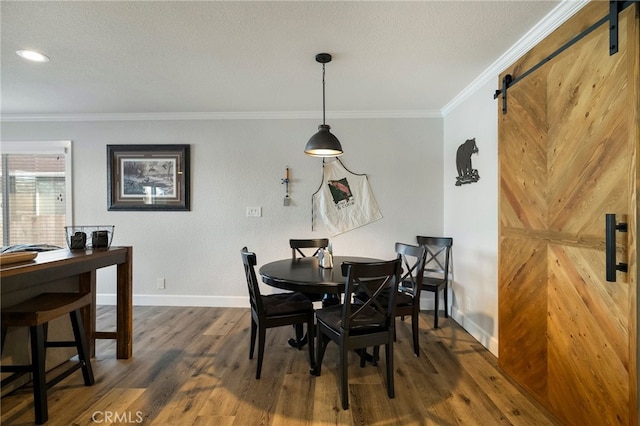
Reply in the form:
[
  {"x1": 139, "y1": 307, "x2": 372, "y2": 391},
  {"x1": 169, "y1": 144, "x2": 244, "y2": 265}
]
[{"x1": 1, "y1": 293, "x2": 95, "y2": 424}]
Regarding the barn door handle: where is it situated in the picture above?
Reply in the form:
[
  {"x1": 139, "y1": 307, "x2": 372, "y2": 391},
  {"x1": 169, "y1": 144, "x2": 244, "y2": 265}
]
[{"x1": 606, "y1": 213, "x2": 628, "y2": 282}]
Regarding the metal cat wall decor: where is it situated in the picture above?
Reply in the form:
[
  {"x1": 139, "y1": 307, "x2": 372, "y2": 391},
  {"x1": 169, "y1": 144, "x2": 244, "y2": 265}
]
[{"x1": 455, "y1": 138, "x2": 480, "y2": 186}]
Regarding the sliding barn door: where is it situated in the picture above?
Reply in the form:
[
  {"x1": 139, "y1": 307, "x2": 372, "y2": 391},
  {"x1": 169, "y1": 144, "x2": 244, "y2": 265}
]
[{"x1": 498, "y1": 2, "x2": 638, "y2": 425}]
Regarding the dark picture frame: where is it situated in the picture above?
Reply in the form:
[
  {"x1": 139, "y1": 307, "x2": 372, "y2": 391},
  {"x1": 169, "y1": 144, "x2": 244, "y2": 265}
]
[{"x1": 107, "y1": 144, "x2": 190, "y2": 211}]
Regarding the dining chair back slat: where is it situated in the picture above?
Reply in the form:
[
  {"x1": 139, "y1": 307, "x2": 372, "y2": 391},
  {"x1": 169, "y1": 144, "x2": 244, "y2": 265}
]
[{"x1": 290, "y1": 239, "x2": 329, "y2": 260}]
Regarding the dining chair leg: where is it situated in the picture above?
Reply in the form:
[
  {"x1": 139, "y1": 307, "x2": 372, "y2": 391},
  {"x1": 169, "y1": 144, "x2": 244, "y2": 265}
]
[
  {"x1": 359, "y1": 349, "x2": 366, "y2": 368},
  {"x1": 373, "y1": 346, "x2": 380, "y2": 366},
  {"x1": 70, "y1": 309, "x2": 95, "y2": 385},
  {"x1": 1, "y1": 326, "x2": 6, "y2": 351},
  {"x1": 306, "y1": 319, "x2": 315, "y2": 372},
  {"x1": 249, "y1": 319, "x2": 257, "y2": 359},
  {"x1": 315, "y1": 330, "x2": 329, "y2": 376},
  {"x1": 444, "y1": 284, "x2": 449, "y2": 318},
  {"x1": 433, "y1": 291, "x2": 440, "y2": 328},
  {"x1": 385, "y1": 341, "x2": 395, "y2": 399},
  {"x1": 256, "y1": 326, "x2": 266, "y2": 379},
  {"x1": 294, "y1": 324, "x2": 304, "y2": 350},
  {"x1": 339, "y1": 341, "x2": 349, "y2": 410},
  {"x1": 411, "y1": 313, "x2": 420, "y2": 357},
  {"x1": 30, "y1": 325, "x2": 48, "y2": 425}
]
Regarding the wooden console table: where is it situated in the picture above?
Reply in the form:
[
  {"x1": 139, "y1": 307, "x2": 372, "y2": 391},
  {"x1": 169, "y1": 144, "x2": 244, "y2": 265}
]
[{"x1": 1, "y1": 247, "x2": 133, "y2": 359}]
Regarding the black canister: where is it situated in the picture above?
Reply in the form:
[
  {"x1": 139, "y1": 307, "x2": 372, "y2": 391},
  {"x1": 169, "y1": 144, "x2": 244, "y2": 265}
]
[
  {"x1": 70, "y1": 232, "x2": 87, "y2": 250},
  {"x1": 92, "y1": 230, "x2": 109, "y2": 248}
]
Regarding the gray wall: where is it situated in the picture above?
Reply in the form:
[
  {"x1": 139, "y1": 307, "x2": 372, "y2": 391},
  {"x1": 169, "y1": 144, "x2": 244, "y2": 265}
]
[{"x1": 1, "y1": 117, "x2": 444, "y2": 307}]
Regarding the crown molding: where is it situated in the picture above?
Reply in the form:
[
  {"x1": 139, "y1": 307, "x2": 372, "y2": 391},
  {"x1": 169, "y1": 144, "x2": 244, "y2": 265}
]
[
  {"x1": 0, "y1": 109, "x2": 442, "y2": 122},
  {"x1": 441, "y1": 0, "x2": 589, "y2": 117}
]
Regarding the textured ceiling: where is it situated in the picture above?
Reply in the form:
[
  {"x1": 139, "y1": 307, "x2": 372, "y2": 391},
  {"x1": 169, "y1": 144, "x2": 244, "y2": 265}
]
[{"x1": 1, "y1": 1, "x2": 565, "y2": 118}]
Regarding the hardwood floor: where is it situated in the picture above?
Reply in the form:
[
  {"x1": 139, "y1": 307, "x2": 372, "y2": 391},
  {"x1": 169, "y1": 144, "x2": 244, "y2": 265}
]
[{"x1": 1, "y1": 306, "x2": 559, "y2": 425}]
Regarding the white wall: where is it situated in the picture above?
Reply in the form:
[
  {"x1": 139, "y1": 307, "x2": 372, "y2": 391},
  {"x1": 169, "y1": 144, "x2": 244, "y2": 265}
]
[
  {"x1": 443, "y1": 80, "x2": 499, "y2": 354},
  {"x1": 1, "y1": 117, "x2": 444, "y2": 307},
  {"x1": 435, "y1": 0, "x2": 587, "y2": 361}
]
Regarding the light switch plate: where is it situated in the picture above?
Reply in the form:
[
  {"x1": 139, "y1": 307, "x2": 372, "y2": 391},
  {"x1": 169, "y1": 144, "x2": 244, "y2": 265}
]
[{"x1": 246, "y1": 207, "x2": 262, "y2": 217}]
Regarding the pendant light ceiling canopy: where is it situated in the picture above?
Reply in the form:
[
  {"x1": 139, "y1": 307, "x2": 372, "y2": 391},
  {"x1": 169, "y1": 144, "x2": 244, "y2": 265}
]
[{"x1": 304, "y1": 53, "x2": 343, "y2": 157}]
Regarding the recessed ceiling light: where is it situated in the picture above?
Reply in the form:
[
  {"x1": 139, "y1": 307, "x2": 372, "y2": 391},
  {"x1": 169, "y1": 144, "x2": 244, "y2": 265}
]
[{"x1": 16, "y1": 50, "x2": 50, "y2": 63}]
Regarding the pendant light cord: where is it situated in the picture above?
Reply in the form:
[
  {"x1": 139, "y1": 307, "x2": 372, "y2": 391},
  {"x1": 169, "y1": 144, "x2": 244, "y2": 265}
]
[{"x1": 322, "y1": 63, "x2": 326, "y2": 126}]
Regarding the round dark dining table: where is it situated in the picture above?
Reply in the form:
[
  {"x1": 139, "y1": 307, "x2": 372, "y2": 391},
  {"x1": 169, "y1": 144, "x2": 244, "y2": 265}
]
[
  {"x1": 259, "y1": 256, "x2": 381, "y2": 295},
  {"x1": 259, "y1": 255, "x2": 383, "y2": 353}
]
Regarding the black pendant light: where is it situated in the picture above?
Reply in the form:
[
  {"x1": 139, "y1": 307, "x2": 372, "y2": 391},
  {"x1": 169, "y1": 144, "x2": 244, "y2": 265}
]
[{"x1": 305, "y1": 53, "x2": 343, "y2": 157}]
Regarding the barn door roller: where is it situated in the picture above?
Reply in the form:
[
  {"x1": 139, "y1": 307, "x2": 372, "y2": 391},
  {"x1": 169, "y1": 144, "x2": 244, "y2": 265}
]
[
  {"x1": 494, "y1": 1, "x2": 635, "y2": 114},
  {"x1": 605, "y1": 213, "x2": 628, "y2": 282}
]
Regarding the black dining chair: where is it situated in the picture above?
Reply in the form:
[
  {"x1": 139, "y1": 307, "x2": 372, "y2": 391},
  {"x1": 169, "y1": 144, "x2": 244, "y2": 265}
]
[
  {"x1": 393, "y1": 243, "x2": 427, "y2": 356},
  {"x1": 354, "y1": 243, "x2": 426, "y2": 358},
  {"x1": 315, "y1": 258, "x2": 402, "y2": 410},
  {"x1": 289, "y1": 239, "x2": 329, "y2": 306},
  {"x1": 290, "y1": 238, "x2": 329, "y2": 260},
  {"x1": 288, "y1": 239, "x2": 330, "y2": 346},
  {"x1": 240, "y1": 247, "x2": 315, "y2": 379},
  {"x1": 416, "y1": 236, "x2": 453, "y2": 328}
]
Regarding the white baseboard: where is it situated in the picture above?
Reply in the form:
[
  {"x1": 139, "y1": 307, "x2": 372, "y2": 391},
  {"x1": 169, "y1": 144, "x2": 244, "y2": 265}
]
[
  {"x1": 449, "y1": 306, "x2": 498, "y2": 356},
  {"x1": 96, "y1": 294, "x2": 249, "y2": 308}
]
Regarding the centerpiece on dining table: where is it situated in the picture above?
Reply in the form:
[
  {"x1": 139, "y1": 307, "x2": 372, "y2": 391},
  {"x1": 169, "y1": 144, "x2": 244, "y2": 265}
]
[{"x1": 317, "y1": 243, "x2": 334, "y2": 268}]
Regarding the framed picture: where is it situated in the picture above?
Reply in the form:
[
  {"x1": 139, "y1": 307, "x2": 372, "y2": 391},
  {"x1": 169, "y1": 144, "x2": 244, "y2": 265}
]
[{"x1": 107, "y1": 144, "x2": 190, "y2": 211}]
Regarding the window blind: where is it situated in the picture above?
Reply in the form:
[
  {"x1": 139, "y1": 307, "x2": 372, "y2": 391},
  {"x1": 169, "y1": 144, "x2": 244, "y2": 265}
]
[{"x1": 1, "y1": 143, "x2": 70, "y2": 248}]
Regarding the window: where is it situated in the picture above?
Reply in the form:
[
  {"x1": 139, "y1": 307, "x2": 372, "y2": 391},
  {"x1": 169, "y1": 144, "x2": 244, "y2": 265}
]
[{"x1": 1, "y1": 141, "x2": 72, "y2": 248}]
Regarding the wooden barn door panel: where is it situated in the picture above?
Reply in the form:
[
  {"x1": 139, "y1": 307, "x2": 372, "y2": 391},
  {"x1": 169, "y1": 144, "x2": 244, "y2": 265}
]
[
  {"x1": 546, "y1": 14, "x2": 630, "y2": 237},
  {"x1": 547, "y1": 244, "x2": 630, "y2": 425},
  {"x1": 498, "y1": 30, "x2": 551, "y2": 403},
  {"x1": 498, "y1": 237, "x2": 548, "y2": 396},
  {"x1": 498, "y1": 72, "x2": 548, "y2": 231},
  {"x1": 498, "y1": 2, "x2": 638, "y2": 425}
]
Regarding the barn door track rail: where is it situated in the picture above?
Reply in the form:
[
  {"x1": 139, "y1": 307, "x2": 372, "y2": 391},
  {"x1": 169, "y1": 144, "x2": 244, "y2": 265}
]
[{"x1": 494, "y1": 0, "x2": 636, "y2": 114}]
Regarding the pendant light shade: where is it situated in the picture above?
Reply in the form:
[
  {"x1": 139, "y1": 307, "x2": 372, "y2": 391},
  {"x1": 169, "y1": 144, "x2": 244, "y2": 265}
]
[
  {"x1": 305, "y1": 124, "x2": 343, "y2": 157},
  {"x1": 305, "y1": 53, "x2": 343, "y2": 157}
]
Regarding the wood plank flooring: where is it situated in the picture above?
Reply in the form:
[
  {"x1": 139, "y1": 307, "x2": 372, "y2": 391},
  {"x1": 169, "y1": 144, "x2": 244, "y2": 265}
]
[{"x1": 1, "y1": 306, "x2": 560, "y2": 425}]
